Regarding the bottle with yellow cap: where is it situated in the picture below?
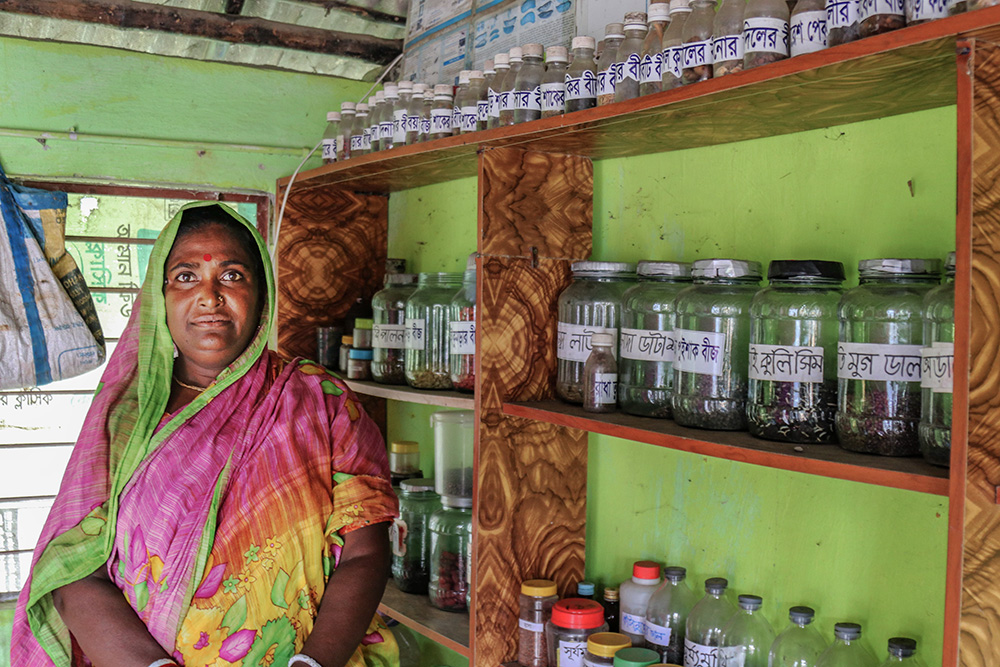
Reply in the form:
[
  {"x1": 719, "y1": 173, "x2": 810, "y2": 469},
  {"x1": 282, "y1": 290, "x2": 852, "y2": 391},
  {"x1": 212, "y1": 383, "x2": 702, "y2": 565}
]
[
  {"x1": 585, "y1": 632, "x2": 633, "y2": 667},
  {"x1": 389, "y1": 440, "x2": 424, "y2": 486},
  {"x1": 519, "y1": 579, "x2": 559, "y2": 667}
]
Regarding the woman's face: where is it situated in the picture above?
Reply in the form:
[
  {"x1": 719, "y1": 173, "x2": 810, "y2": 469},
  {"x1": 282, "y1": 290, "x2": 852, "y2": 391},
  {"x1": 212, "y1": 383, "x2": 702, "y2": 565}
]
[{"x1": 164, "y1": 222, "x2": 262, "y2": 379}]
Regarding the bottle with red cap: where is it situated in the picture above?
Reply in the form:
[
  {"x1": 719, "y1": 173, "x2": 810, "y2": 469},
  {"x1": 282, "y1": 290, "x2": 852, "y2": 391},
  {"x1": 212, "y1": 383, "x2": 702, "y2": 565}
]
[
  {"x1": 546, "y1": 598, "x2": 611, "y2": 667},
  {"x1": 619, "y1": 561, "x2": 663, "y2": 647}
]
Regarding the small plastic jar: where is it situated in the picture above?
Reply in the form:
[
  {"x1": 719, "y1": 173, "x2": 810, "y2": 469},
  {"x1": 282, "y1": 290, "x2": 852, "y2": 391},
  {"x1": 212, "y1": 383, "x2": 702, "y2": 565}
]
[
  {"x1": 612, "y1": 647, "x2": 660, "y2": 667},
  {"x1": 428, "y1": 504, "x2": 472, "y2": 612},
  {"x1": 353, "y1": 317, "x2": 373, "y2": 349},
  {"x1": 546, "y1": 599, "x2": 611, "y2": 667},
  {"x1": 405, "y1": 272, "x2": 464, "y2": 390},
  {"x1": 449, "y1": 258, "x2": 477, "y2": 393},
  {"x1": 432, "y1": 409, "x2": 475, "y2": 506},
  {"x1": 339, "y1": 335, "x2": 353, "y2": 373},
  {"x1": 584, "y1": 333, "x2": 618, "y2": 413},
  {"x1": 346, "y1": 348, "x2": 372, "y2": 380},
  {"x1": 519, "y1": 579, "x2": 560, "y2": 667},
  {"x1": 391, "y1": 478, "x2": 442, "y2": 594},
  {"x1": 389, "y1": 440, "x2": 423, "y2": 486},
  {"x1": 920, "y1": 252, "x2": 956, "y2": 467},
  {"x1": 372, "y1": 273, "x2": 419, "y2": 385},
  {"x1": 584, "y1": 632, "x2": 633, "y2": 667}
]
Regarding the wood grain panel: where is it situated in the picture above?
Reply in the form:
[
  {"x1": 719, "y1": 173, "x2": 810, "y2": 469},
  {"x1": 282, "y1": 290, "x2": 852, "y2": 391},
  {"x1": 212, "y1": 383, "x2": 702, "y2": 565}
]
[
  {"x1": 961, "y1": 38, "x2": 1000, "y2": 667},
  {"x1": 275, "y1": 184, "x2": 387, "y2": 360}
]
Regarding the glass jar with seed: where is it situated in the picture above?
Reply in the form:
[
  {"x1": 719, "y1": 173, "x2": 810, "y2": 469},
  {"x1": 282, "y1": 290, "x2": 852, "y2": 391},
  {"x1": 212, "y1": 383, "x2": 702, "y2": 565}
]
[
  {"x1": 514, "y1": 43, "x2": 546, "y2": 124},
  {"x1": 743, "y1": 0, "x2": 790, "y2": 70},
  {"x1": 429, "y1": 84, "x2": 455, "y2": 141},
  {"x1": 597, "y1": 23, "x2": 626, "y2": 105},
  {"x1": 449, "y1": 256, "x2": 477, "y2": 392},
  {"x1": 614, "y1": 12, "x2": 649, "y2": 103},
  {"x1": 542, "y1": 46, "x2": 569, "y2": 119},
  {"x1": 640, "y1": 4, "x2": 671, "y2": 96},
  {"x1": 499, "y1": 46, "x2": 524, "y2": 126},
  {"x1": 662, "y1": 0, "x2": 693, "y2": 89},
  {"x1": 920, "y1": 252, "x2": 956, "y2": 467},
  {"x1": 566, "y1": 36, "x2": 598, "y2": 112},
  {"x1": 405, "y1": 272, "x2": 464, "y2": 389},
  {"x1": 391, "y1": 478, "x2": 441, "y2": 594},
  {"x1": 682, "y1": 0, "x2": 717, "y2": 85},
  {"x1": 712, "y1": 0, "x2": 745, "y2": 77},
  {"x1": 372, "y1": 272, "x2": 418, "y2": 385},
  {"x1": 790, "y1": 0, "x2": 828, "y2": 57}
]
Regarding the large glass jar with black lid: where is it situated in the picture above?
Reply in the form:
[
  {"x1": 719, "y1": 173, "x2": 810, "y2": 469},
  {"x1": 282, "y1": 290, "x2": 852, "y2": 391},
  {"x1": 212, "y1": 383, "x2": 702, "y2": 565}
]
[
  {"x1": 619, "y1": 261, "x2": 692, "y2": 418},
  {"x1": 391, "y1": 478, "x2": 442, "y2": 594},
  {"x1": 747, "y1": 260, "x2": 844, "y2": 444},
  {"x1": 556, "y1": 262, "x2": 636, "y2": 404},
  {"x1": 372, "y1": 273, "x2": 418, "y2": 385},
  {"x1": 449, "y1": 257, "x2": 477, "y2": 393},
  {"x1": 836, "y1": 258, "x2": 941, "y2": 456},
  {"x1": 672, "y1": 259, "x2": 762, "y2": 430},
  {"x1": 405, "y1": 272, "x2": 463, "y2": 390},
  {"x1": 428, "y1": 503, "x2": 472, "y2": 612},
  {"x1": 920, "y1": 252, "x2": 956, "y2": 467}
]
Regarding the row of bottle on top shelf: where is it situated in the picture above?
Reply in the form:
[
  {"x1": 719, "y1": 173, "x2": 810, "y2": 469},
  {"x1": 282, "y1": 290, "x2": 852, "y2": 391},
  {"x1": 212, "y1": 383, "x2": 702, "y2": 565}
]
[
  {"x1": 521, "y1": 562, "x2": 925, "y2": 667},
  {"x1": 319, "y1": 0, "x2": 980, "y2": 163}
]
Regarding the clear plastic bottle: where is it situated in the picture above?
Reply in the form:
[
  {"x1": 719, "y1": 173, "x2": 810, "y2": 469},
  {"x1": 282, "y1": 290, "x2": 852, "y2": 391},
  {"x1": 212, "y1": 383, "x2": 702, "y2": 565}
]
[
  {"x1": 858, "y1": 0, "x2": 905, "y2": 37},
  {"x1": 542, "y1": 46, "x2": 569, "y2": 119},
  {"x1": 420, "y1": 87, "x2": 434, "y2": 141},
  {"x1": 684, "y1": 578, "x2": 736, "y2": 667},
  {"x1": 619, "y1": 562, "x2": 662, "y2": 647},
  {"x1": 644, "y1": 567, "x2": 696, "y2": 664},
  {"x1": 406, "y1": 83, "x2": 427, "y2": 144},
  {"x1": 462, "y1": 70, "x2": 486, "y2": 133},
  {"x1": 470, "y1": 70, "x2": 489, "y2": 131},
  {"x1": 489, "y1": 53, "x2": 510, "y2": 128},
  {"x1": 584, "y1": 333, "x2": 619, "y2": 413},
  {"x1": 566, "y1": 36, "x2": 599, "y2": 112},
  {"x1": 815, "y1": 623, "x2": 877, "y2": 667},
  {"x1": 321, "y1": 111, "x2": 341, "y2": 164},
  {"x1": 768, "y1": 606, "x2": 826, "y2": 667},
  {"x1": 369, "y1": 91, "x2": 384, "y2": 152},
  {"x1": 394, "y1": 80, "x2": 412, "y2": 147},
  {"x1": 429, "y1": 84, "x2": 455, "y2": 141},
  {"x1": 790, "y1": 0, "x2": 828, "y2": 57},
  {"x1": 514, "y1": 43, "x2": 545, "y2": 124},
  {"x1": 663, "y1": 0, "x2": 693, "y2": 89},
  {"x1": 615, "y1": 13, "x2": 649, "y2": 103},
  {"x1": 640, "y1": 4, "x2": 671, "y2": 96},
  {"x1": 879, "y1": 638, "x2": 925, "y2": 666},
  {"x1": 379, "y1": 82, "x2": 399, "y2": 151},
  {"x1": 920, "y1": 251, "x2": 955, "y2": 467},
  {"x1": 682, "y1": 0, "x2": 717, "y2": 85},
  {"x1": 743, "y1": 0, "x2": 790, "y2": 70},
  {"x1": 598, "y1": 23, "x2": 626, "y2": 105},
  {"x1": 452, "y1": 70, "x2": 470, "y2": 136},
  {"x1": 499, "y1": 46, "x2": 524, "y2": 126},
  {"x1": 340, "y1": 102, "x2": 356, "y2": 159},
  {"x1": 351, "y1": 103, "x2": 370, "y2": 157},
  {"x1": 713, "y1": 0, "x2": 745, "y2": 77},
  {"x1": 825, "y1": 0, "x2": 859, "y2": 46},
  {"x1": 483, "y1": 58, "x2": 496, "y2": 113},
  {"x1": 719, "y1": 595, "x2": 775, "y2": 667}
]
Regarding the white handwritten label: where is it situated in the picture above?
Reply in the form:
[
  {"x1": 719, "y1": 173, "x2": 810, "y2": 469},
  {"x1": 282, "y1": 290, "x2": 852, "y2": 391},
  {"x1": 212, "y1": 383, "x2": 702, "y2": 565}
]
[
  {"x1": 461, "y1": 105, "x2": 478, "y2": 132},
  {"x1": 791, "y1": 10, "x2": 828, "y2": 55},
  {"x1": 664, "y1": 45, "x2": 684, "y2": 79},
  {"x1": 450, "y1": 321, "x2": 476, "y2": 355},
  {"x1": 620, "y1": 327, "x2": 676, "y2": 362},
  {"x1": 674, "y1": 329, "x2": 727, "y2": 376},
  {"x1": 488, "y1": 87, "x2": 500, "y2": 118},
  {"x1": 685, "y1": 639, "x2": 721, "y2": 667},
  {"x1": 826, "y1": 0, "x2": 858, "y2": 27},
  {"x1": 620, "y1": 611, "x2": 646, "y2": 636},
  {"x1": 748, "y1": 343, "x2": 825, "y2": 383},
  {"x1": 430, "y1": 108, "x2": 452, "y2": 134},
  {"x1": 362, "y1": 128, "x2": 372, "y2": 151},
  {"x1": 519, "y1": 618, "x2": 545, "y2": 633},
  {"x1": 389, "y1": 518, "x2": 407, "y2": 557},
  {"x1": 379, "y1": 120, "x2": 393, "y2": 141},
  {"x1": 499, "y1": 89, "x2": 514, "y2": 113},
  {"x1": 859, "y1": 0, "x2": 904, "y2": 18},
  {"x1": 645, "y1": 619, "x2": 672, "y2": 646},
  {"x1": 373, "y1": 324, "x2": 407, "y2": 350},
  {"x1": 322, "y1": 138, "x2": 337, "y2": 161},
  {"x1": 557, "y1": 322, "x2": 618, "y2": 363},
  {"x1": 713, "y1": 34, "x2": 744, "y2": 63},
  {"x1": 591, "y1": 373, "x2": 618, "y2": 405},
  {"x1": 393, "y1": 109, "x2": 407, "y2": 142},
  {"x1": 618, "y1": 52, "x2": 642, "y2": 83},
  {"x1": 404, "y1": 318, "x2": 426, "y2": 351},
  {"x1": 420, "y1": 116, "x2": 431, "y2": 136},
  {"x1": 566, "y1": 71, "x2": 598, "y2": 100},
  {"x1": 541, "y1": 82, "x2": 566, "y2": 112},
  {"x1": 837, "y1": 342, "x2": 923, "y2": 382},
  {"x1": 558, "y1": 640, "x2": 589, "y2": 667},
  {"x1": 640, "y1": 52, "x2": 663, "y2": 83},
  {"x1": 718, "y1": 646, "x2": 746, "y2": 667},
  {"x1": 352, "y1": 132, "x2": 364, "y2": 153},
  {"x1": 744, "y1": 17, "x2": 790, "y2": 55},
  {"x1": 477, "y1": 99, "x2": 490, "y2": 122},
  {"x1": 598, "y1": 67, "x2": 617, "y2": 96},
  {"x1": 921, "y1": 342, "x2": 954, "y2": 393},
  {"x1": 406, "y1": 111, "x2": 420, "y2": 134},
  {"x1": 683, "y1": 40, "x2": 714, "y2": 69},
  {"x1": 452, "y1": 105, "x2": 461, "y2": 129},
  {"x1": 909, "y1": 0, "x2": 948, "y2": 20}
]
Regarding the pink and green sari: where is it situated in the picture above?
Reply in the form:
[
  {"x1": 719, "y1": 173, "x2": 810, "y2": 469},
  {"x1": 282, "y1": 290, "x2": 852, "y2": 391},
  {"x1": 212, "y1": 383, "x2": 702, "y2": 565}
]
[{"x1": 12, "y1": 202, "x2": 400, "y2": 667}]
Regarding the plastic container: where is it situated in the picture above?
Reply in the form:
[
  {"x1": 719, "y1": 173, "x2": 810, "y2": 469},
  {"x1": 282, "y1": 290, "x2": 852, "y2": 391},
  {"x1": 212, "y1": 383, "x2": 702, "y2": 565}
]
[
  {"x1": 489, "y1": 53, "x2": 511, "y2": 128},
  {"x1": 483, "y1": 60, "x2": 496, "y2": 120},
  {"x1": 712, "y1": 0, "x2": 745, "y2": 77},
  {"x1": 346, "y1": 348, "x2": 372, "y2": 380},
  {"x1": 684, "y1": 578, "x2": 736, "y2": 666},
  {"x1": 768, "y1": 606, "x2": 826, "y2": 667},
  {"x1": 353, "y1": 317, "x2": 373, "y2": 349},
  {"x1": 406, "y1": 83, "x2": 427, "y2": 144},
  {"x1": 619, "y1": 261, "x2": 692, "y2": 419},
  {"x1": 321, "y1": 111, "x2": 341, "y2": 164},
  {"x1": 598, "y1": 23, "x2": 627, "y2": 105},
  {"x1": 815, "y1": 623, "x2": 877, "y2": 667},
  {"x1": 718, "y1": 594, "x2": 775, "y2": 667},
  {"x1": 640, "y1": 5, "x2": 671, "y2": 96},
  {"x1": 663, "y1": 0, "x2": 693, "y2": 89},
  {"x1": 825, "y1": 0, "x2": 859, "y2": 45},
  {"x1": 420, "y1": 87, "x2": 434, "y2": 141},
  {"x1": 339, "y1": 335, "x2": 353, "y2": 372},
  {"x1": 615, "y1": 12, "x2": 649, "y2": 103},
  {"x1": 567, "y1": 36, "x2": 599, "y2": 112},
  {"x1": 906, "y1": 0, "x2": 949, "y2": 22},
  {"x1": 514, "y1": 43, "x2": 545, "y2": 124},
  {"x1": 379, "y1": 82, "x2": 400, "y2": 151},
  {"x1": 743, "y1": 0, "x2": 790, "y2": 70},
  {"x1": 858, "y1": 0, "x2": 905, "y2": 37},
  {"x1": 449, "y1": 259, "x2": 477, "y2": 393},
  {"x1": 836, "y1": 258, "x2": 941, "y2": 456},
  {"x1": 469, "y1": 70, "x2": 488, "y2": 131},
  {"x1": 316, "y1": 325, "x2": 341, "y2": 369},
  {"x1": 584, "y1": 333, "x2": 619, "y2": 413},
  {"x1": 681, "y1": 0, "x2": 717, "y2": 85},
  {"x1": 431, "y1": 409, "x2": 475, "y2": 507},
  {"x1": 428, "y1": 505, "x2": 472, "y2": 611},
  {"x1": 372, "y1": 273, "x2": 418, "y2": 385},
  {"x1": 672, "y1": 259, "x2": 762, "y2": 430},
  {"x1": 520, "y1": 579, "x2": 560, "y2": 667},
  {"x1": 405, "y1": 272, "x2": 463, "y2": 389},
  {"x1": 556, "y1": 261, "x2": 636, "y2": 404},
  {"x1": 790, "y1": 0, "x2": 829, "y2": 56},
  {"x1": 620, "y1": 561, "x2": 663, "y2": 647},
  {"x1": 546, "y1": 599, "x2": 611, "y2": 667},
  {"x1": 500, "y1": 46, "x2": 524, "y2": 126},
  {"x1": 747, "y1": 260, "x2": 844, "y2": 444},
  {"x1": 389, "y1": 440, "x2": 423, "y2": 486},
  {"x1": 879, "y1": 638, "x2": 925, "y2": 666},
  {"x1": 391, "y1": 478, "x2": 442, "y2": 593},
  {"x1": 430, "y1": 85, "x2": 455, "y2": 141},
  {"x1": 585, "y1": 632, "x2": 633, "y2": 667},
  {"x1": 645, "y1": 566, "x2": 697, "y2": 664},
  {"x1": 452, "y1": 70, "x2": 470, "y2": 136},
  {"x1": 339, "y1": 102, "x2": 356, "y2": 160},
  {"x1": 920, "y1": 252, "x2": 955, "y2": 467},
  {"x1": 613, "y1": 647, "x2": 660, "y2": 667},
  {"x1": 368, "y1": 91, "x2": 384, "y2": 153}
]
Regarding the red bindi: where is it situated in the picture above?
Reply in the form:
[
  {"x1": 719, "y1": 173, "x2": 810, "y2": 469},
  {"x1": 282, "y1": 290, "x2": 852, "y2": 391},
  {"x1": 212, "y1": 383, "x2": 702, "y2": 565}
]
[{"x1": 203, "y1": 254, "x2": 212, "y2": 262}]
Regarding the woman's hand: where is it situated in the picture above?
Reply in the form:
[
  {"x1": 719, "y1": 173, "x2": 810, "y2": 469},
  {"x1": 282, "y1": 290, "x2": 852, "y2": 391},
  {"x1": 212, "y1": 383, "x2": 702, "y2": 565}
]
[
  {"x1": 297, "y1": 522, "x2": 392, "y2": 667},
  {"x1": 53, "y1": 566, "x2": 174, "y2": 667}
]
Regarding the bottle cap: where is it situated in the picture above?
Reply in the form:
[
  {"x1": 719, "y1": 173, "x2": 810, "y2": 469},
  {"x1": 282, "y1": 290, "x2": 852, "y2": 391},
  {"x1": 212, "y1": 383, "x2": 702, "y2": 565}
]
[
  {"x1": 573, "y1": 35, "x2": 597, "y2": 50},
  {"x1": 612, "y1": 647, "x2": 660, "y2": 667},
  {"x1": 887, "y1": 637, "x2": 917, "y2": 658},
  {"x1": 648, "y1": 2, "x2": 671, "y2": 20},
  {"x1": 383, "y1": 82, "x2": 399, "y2": 98},
  {"x1": 327, "y1": 111, "x2": 341, "y2": 122},
  {"x1": 945, "y1": 251, "x2": 956, "y2": 275},
  {"x1": 341, "y1": 101, "x2": 356, "y2": 112},
  {"x1": 551, "y1": 598, "x2": 607, "y2": 629},
  {"x1": 386, "y1": 272, "x2": 419, "y2": 286},
  {"x1": 368, "y1": 95, "x2": 378, "y2": 106},
  {"x1": 390, "y1": 440, "x2": 419, "y2": 453},
  {"x1": 434, "y1": 83, "x2": 454, "y2": 97},
  {"x1": 788, "y1": 606, "x2": 815, "y2": 624},
  {"x1": 632, "y1": 561, "x2": 661, "y2": 580},
  {"x1": 458, "y1": 70, "x2": 471, "y2": 84},
  {"x1": 509, "y1": 46, "x2": 524, "y2": 61},
  {"x1": 858, "y1": 258, "x2": 941, "y2": 277},
  {"x1": 341, "y1": 335, "x2": 354, "y2": 345},
  {"x1": 466, "y1": 252, "x2": 478, "y2": 271},
  {"x1": 356, "y1": 103, "x2": 369, "y2": 113},
  {"x1": 571, "y1": 260, "x2": 636, "y2": 277},
  {"x1": 637, "y1": 260, "x2": 691, "y2": 278},
  {"x1": 399, "y1": 477, "x2": 435, "y2": 493},
  {"x1": 663, "y1": 566, "x2": 686, "y2": 581},
  {"x1": 623, "y1": 11, "x2": 648, "y2": 27},
  {"x1": 704, "y1": 577, "x2": 728, "y2": 594},
  {"x1": 375, "y1": 90, "x2": 385, "y2": 102},
  {"x1": 738, "y1": 594, "x2": 762, "y2": 610},
  {"x1": 603, "y1": 586, "x2": 620, "y2": 601},
  {"x1": 470, "y1": 70, "x2": 485, "y2": 80},
  {"x1": 590, "y1": 333, "x2": 615, "y2": 347},
  {"x1": 398, "y1": 80, "x2": 413, "y2": 91},
  {"x1": 521, "y1": 579, "x2": 558, "y2": 597},
  {"x1": 424, "y1": 89, "x2": 434, "y2": 100},
  {"x1": 354, "y1": 318, "x2": 374, "y2": 330},
  {"x1": 669, "y1": 0, "x2": 693, "y2": 14},
  {"x1": 587, "y1": 633, "x2": 633, "y2": 658},
  {"x1": 523, "y1": 43, "x2": 544, "y2": 58},
  {"x1": 577, "y1": 581, "x2": 596, "y2": 596},
  {"x1": 495, "y1": 52, "x2": 510, "y2": 66},
  {"x1": 833, "y1": 622, "x2": 862, "y2": 640},
  {"x1": 349, "y1": 348, "x2": 373, "y2": 360},
  {"x1": 605, "y1": 22, "x2": 626, "y2": 38},
  {"x1": 767, "y1": 259, "x2": 845, "y2": 281},
  {"x1": 484, "y1": 58, "x2": 495, "y2": 73},
  {"x1": 691, "y1": 258, "x2": 762, "y2": 280},
  {"x1": 547, "y1": 45, "x2": 569, "y2": 63},
  {"x1": 412, "y1": 82, "x2": 428, "y2": 94}
]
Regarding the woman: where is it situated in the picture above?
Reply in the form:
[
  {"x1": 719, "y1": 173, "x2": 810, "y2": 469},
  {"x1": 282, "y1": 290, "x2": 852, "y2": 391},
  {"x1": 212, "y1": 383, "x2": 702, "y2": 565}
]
[{"x1": 12, "y1": 202, "x2": 399, "y2": 667}]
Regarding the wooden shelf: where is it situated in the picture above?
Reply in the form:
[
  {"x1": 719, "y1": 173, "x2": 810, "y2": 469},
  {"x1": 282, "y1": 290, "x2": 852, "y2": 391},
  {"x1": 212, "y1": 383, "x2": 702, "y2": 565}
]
[
  {"x1": 344, "y1": 379, "x2": 475, "y2": 409},
  {"x1": 279, "y1": 8, "x2": 1000, "y2": 195},
  {"x1": 503, "y1": 400, "x2": 950, "y2": 496},
  {"x1": 378, "y1": 579, "x2": 470, "y2": 656}
]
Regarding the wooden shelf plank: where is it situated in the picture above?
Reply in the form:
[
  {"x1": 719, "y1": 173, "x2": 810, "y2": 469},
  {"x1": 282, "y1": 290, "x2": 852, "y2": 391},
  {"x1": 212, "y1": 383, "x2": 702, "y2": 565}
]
[
  {"x1": 279, "y1": 7, "x2": 1000, "y2": 195},
  {"x1": 344, "y1": 379, "x2": 475, "y2": 409},
  {"x1": 503, "y1": 400, "x2": 950, "y2": 496},
  {"x1": 378, "y1": 579, "x2": 470, "y2": 656}
]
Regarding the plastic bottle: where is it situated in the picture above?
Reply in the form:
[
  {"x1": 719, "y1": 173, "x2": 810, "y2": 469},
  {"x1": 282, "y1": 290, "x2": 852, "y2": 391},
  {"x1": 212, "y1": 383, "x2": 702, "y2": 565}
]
[
  {"x1": 640, "y1": 4, "x2": 671, "y2": 96},
  {"x1": 541, "y1": 46, "x2": 569, "y2": 119},
  {"x1": 489, "y1": 52, "x2": 511, "y2": 129},
  {"x1": 369, "y1": 91, "x2": 384, "y2": 152},
  {"x1": 470, "y1": 70, "x2": 489, "y2": 131},
  {"x1": 713, "y1": 0, "x2": 746, "y2": 77},
  {"x1": 578, "y1": 581, "x2": 597, "y2": 600},
  {"x1": 379, "y1": 82, "x2": 399, "y2": 151},
  {"x1": 662, "y1": 0, "x2": 693, "y2": 90},
  {"x1": 614, "y1": 12, "x2": 649, "y2": 103},
  {"x1": 483, "y1": 58, "x2": 496, "y2": 109},
  {"x1": 514, "y1": 43, "x2": 545, "y2": 124},
  {"x1": 452, "y1": 70, "x2": 470, "y2": 136},
  {"x1": 394, "y1": 80, "x2": 412, "y2": 147},
  {"x1": 684, "y1": 578, "x2": 736, "y2": 667},
  {"x1": 406, "y1": 83, "x2": 427, "y2": 145},
  {"x1": 321, "y1": 111, "x2": 341, "y2": 164},
  {"x1": 768, "y1": 606, "x2": 826, "y2": 667},
  {"x1": 879, "y1": 638, "x2": 925, "y2": 666},
  {"x1": 743, "y1": 0, "x2": 790, "y2": 70},
  {"x1": 604, "y1": 587, "x2": 621, "y2": 633},
  {"x1": 352, "y1": 103, "x2": 370, "y2": 156},
  {"x1": 566, "y1": 36, "x2": 598, "y2": 112},
  {"x1": 815, "y1": 623, "x2": 877, "y2": 667},
  {"x1": 719, "y1": 595, "x2": 775, "y2": 667},
  {"x1": 790, "y1": 0, "x2": 828, "y2": 57},
  {"x1": 681, "y1": 0, "x2": 717, "y2": 85},
  {"x1": 584, "y1": 333, "x2": 619, "y2": 413},
  {"x1": 645, "y1": 566, "x2": 697, "y2": 665},
  {"x1": 420, "y1": 87, "x2": 434, "y2": 141},
  {"x1": 462, "y1": 70, "x2": 486, "y2": 133},
  {"x1": 499, "y1": 46, "x2": 523, "y2": 126},
  {"x1": 597, "y1": 23, "x2": 626, "y2": 105},
  {"x1": 619, "y1": 561, "x2": 662, "y2": 647},
  {"x1": 339, "y1": 102, "x2": 356, "y2": 160},
  {"x1": 430, "y1": 84, "x2": 454, "y2": 140}
]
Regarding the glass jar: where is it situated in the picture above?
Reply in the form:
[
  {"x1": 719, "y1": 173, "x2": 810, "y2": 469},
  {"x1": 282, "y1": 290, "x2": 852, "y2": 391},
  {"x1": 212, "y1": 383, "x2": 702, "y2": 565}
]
[
  {"x1": 406, "y1": 83, "x2": 427, "y2": 145},
  {"x1": 826, "y1": 0, "x2": 859, "y2": 45},
  {"x1": 619, "y1": 261, "x2": 692, "y2": 419},
  {"x1": 389, "y1": 440, "x2": 423, "y2": 486},
  {"x1": 428, "y1": 505, "x2": 472, "y2": 612},
  {"x1": 321, "y1": 111, "x2": 340, "y2": 164},
  {"x1": 598, "y1": 23, "x2": 626, "y2": 105},
  {"x1": 391, "y1": 478, "x2": 442, "y2": 594},
  {"x1": 405, "y1": 272, "x2": 463, "y2": 389},
  {"x1": 514, "y1": 43, "x2": 545, "y2": 124},
  {"x1": 449, "y1": 261, "x2": 477, "y2": 393},
  {"x1": 489, "y1": 53, "x2": 511, "y2": 129},
  {"x1": 500, "y1": 46, "x2": 524, "y2": 126},
  {"x1": 339, "y1": 102, "x2": 356, "y2": 160},
  {"x1": 662, "y1": 0, "x2": 693, "y2": 89},
  {"x1": 556, "y1": 261, "x2": 636, "y2": 404},
  {"x1": 640, "y1": 5, "x2": 671, "y2": 96},
  {"x1": 920, "y1": 252, "x2": 955, "y2": 467},
  {"x1": 790, "y1": 0, "x2": 829, "y2": 56},
  {"x1": 585, "y1": 632, "x2": 633, "y2": 667},
  {"x1": 672, "y1": 259, "x2": 762, "y2": 430},
  {"x1": 615, "y1": 13, "x2": 649, "y2": 103},
  {"x1": 316, "y1": 325, "x2": 341, "y2": 369},
  {"x1": 430, "y1": 85, "x2": 454, "y2": 141},
  {"x1": 546, "y1": 599, "x2": 611, "y2": 667},
  {"x1": 712, "y1": 0, "x2": 745, "y2": 77},
  {"x1": 373, "y1": 273, "x2": 418, "y2": 385},
  {"x1": 905, "y1": 0, "x2": 948, "y2": 22},
  {"x1": 747, "y1": 260, "x2": 844, "y2": 444},
  {"x1": 584, "y1": 333, "x2": 619, "y2": 413},
  {"x1": 837, "y1": 258, "x2": 941, "y2": 456},
  {"x1": 483, "y1": 59, "x2": 496, "y2": 117},
  {"x1": 743, "y1": 0, "x2": 790, "y2": 70},
  {"x1": 682, "y1": 0, "x2": 717, "y2": 85},
  {"x1": 815, "y1": 623, "x2": 878, "y2": 667},
  {"x1": 566, "y1": 36, "x2": 598, "y2": 113},
  {"x1": 542, "y1": 46, "x2": 569, "y2": 119},
  {"x1": 519, "y1": 579, "x2": 560, "y2": 667},
  {"x1": 452, "y1": 70, "x2": 470, "y2": 136},
  {"x1": 346, "y1": 348, "x2": 372, "y2": 380},
  {"x1": 858, "y1": 0, "x2": 905, "y2": 36}
]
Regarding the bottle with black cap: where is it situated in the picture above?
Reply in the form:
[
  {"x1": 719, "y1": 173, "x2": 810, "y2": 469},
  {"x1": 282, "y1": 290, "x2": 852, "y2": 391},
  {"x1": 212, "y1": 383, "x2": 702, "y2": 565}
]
[
  {"x1": 768, "y1": 606, "x2": 827, "y2": 667},
  {"x1": 815, "y1": 623, "x2": 877, "y2": 667},
  {"x1": 684, "y1": 577, "x2": 736, "y2": 666},
  {"x1": 645, "y1": 566, "x2": 697, "y2": 664},
  {"x1": 718, "y1": 594, "x2": 775, "y2": 667},
  {"x1": 879, "y1": 637, "x2": 925, "y2": 666}
]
